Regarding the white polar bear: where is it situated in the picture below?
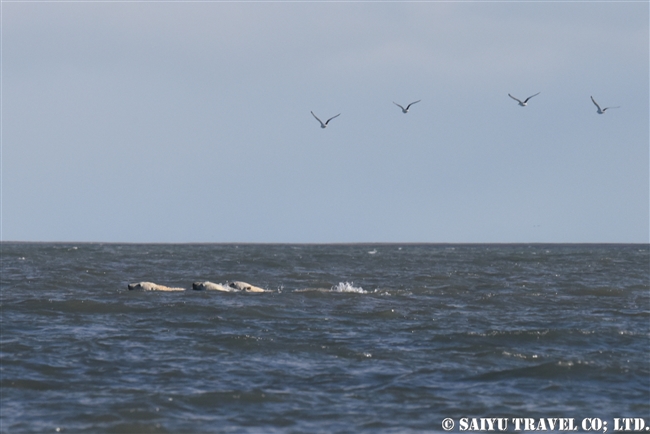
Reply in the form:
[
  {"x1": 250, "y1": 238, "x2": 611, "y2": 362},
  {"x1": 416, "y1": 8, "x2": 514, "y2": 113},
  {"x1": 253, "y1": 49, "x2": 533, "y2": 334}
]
[
  {"x1": 192, "y1": 280, "x2": 267, "y2": 293},
  {"x1": 127, "y1": 282, "x2": 186, "y2": 292},
  {"x1": 228, "y1": 281, "x2": 267, "y2": 292},
  {"x1": 192, "y1": 281, "x2": 234, "y2": 292}
]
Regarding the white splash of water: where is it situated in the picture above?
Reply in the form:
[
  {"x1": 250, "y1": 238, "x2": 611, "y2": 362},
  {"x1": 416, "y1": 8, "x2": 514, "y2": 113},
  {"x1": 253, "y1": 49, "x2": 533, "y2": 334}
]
[{"x1": 331, "y1": 282, "x2": 366, "y2": 293}]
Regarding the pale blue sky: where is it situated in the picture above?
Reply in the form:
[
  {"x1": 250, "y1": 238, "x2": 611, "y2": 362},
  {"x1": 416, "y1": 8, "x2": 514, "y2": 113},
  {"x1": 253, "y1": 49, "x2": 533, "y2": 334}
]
[{"x1": 2, "y1": 1, "x2": 648, "y2": 243}]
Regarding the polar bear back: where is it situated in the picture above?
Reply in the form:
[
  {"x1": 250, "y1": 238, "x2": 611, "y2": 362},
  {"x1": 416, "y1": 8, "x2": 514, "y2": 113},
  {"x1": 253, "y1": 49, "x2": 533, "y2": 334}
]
[
  {"x1": 127, "y1": 282, "x2": 185, "y2": 292},
  {"x1": 192, "y1": 281, "x2": 233, "y2": 292},
  {"x1": 229, "y1": 281, "x2": 266, "y2": 292}
]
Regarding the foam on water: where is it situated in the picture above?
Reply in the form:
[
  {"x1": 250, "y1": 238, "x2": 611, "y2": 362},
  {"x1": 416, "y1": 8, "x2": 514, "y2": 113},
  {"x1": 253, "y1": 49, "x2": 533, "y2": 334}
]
[{"x1": 331, "y1": 281, "x2": 366, "y2": 293}]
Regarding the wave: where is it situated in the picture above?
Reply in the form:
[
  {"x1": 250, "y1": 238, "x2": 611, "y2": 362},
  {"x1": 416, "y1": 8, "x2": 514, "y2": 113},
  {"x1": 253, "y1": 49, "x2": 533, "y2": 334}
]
[
  {"x1": 330, "y1": 282, "x2": 366, "y2": 293},
  {"x1": 293, "y1": 282, "x2": 367, "y2": 293}
]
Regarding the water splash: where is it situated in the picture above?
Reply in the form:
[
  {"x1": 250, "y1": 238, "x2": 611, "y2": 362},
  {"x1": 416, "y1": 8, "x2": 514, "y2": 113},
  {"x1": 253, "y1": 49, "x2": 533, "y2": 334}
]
[{"x1": 331, "y1": 282, "x2": 366, "y2": 293}]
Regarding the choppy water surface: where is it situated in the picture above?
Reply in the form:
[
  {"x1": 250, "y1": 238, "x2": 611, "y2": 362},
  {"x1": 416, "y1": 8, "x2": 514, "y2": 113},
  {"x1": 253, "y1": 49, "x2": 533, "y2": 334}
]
[{"x1": 1, "y1": 243, "x2": 648, "y2": 433}]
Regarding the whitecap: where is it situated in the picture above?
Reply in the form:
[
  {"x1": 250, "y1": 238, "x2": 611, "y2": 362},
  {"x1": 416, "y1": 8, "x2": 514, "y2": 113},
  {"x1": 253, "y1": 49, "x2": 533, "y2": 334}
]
[{"x1": 331, "y1": 282, "x2": 366, "y2": 293}]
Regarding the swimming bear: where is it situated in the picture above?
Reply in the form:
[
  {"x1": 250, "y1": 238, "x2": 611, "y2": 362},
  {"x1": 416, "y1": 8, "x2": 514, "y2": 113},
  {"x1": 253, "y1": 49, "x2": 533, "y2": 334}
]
[
  {"x1": 229, "y1": 281, "x2": 267, "y2": 292},
  {"x1": 192, "y1": 281, "x2": 267, "y2": 293},
  {"x1": 192, "y1": 281, "x2": 233, "y2": 292},
  {"x1": 127, "y1": 282, "x2": 186, "y2": 292}
]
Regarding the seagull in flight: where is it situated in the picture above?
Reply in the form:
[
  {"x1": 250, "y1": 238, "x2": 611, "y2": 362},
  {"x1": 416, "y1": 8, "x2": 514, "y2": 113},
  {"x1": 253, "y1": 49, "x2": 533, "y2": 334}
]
[
  {"x1": 508, "y1": 92, "x2": 540, "y2": 107},
  {"x1": 311, "y1": 111, "x2": 340, "y2": 128},
  {"x1": 393, "y1": 100, "x2": 421, "y2": 113},
  {"x1": 591, "y1": 96, "x2": 619, "y2": 114}
]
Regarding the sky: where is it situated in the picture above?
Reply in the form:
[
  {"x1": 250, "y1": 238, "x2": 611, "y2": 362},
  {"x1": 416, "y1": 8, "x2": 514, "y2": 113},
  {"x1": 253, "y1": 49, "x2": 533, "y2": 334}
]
[{"x1": 2, "y1": 0, "x2": 649, "y2": 243}]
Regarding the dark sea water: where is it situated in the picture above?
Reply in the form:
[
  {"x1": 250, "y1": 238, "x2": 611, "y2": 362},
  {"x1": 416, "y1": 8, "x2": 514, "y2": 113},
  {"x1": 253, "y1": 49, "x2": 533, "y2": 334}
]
[{"x1": 1, "y1": 243, "x2": 649, "y2": 433}]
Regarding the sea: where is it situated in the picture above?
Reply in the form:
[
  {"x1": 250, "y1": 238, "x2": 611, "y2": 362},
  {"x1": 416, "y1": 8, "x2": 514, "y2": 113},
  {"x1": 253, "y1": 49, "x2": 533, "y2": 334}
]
[{"x1": 1, "y1": 243, "x2": 648, "y2": 433}]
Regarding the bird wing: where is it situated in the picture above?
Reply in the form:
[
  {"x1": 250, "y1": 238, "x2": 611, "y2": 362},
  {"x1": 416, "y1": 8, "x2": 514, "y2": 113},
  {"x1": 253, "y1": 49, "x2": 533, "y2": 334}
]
[
  {"x1": 325, "y1": 113, "x2": 341, "y2": 124},
  {"x1": 311, "y1": 111, "x2": 325, "y2": 126},
  {"x1": 393, "y1": 102, "x2": 406, "y2": 110},
  {"x1": 406, "y1": 100, "x2": 421, "y2": 110},
  {"x1": 603, "y1": 106, "x2": 620, "y2": 111},
  {"x1": 524, "y1": 92, "x2": 540, "y2": 103},
  {"x1": 508, "y1": 94, "x2": 523, "y2": 104},
  {"x1": 590, "y1": 96, "x2": 602, "y2": 111}
]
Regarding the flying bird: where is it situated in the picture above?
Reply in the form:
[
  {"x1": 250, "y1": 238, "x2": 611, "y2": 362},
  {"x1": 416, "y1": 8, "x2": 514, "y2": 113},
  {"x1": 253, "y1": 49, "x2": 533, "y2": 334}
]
[
  {"x1": 508, "y1": 92, "x2": 540, "y2": 107},
  {"x1": 393, "y1": 100, "x2": 421, "y2": 113},
  {"x1": 311, "y1": 111, "x2": 340, "y2": 128},
  {"x1": 591, "y1": 96, "x2": 619, "y2": 114}
]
